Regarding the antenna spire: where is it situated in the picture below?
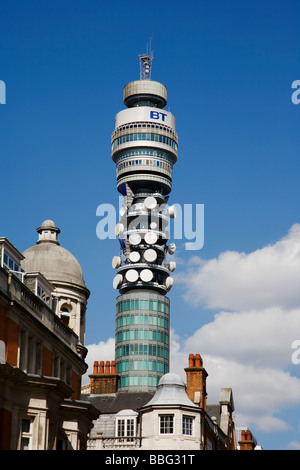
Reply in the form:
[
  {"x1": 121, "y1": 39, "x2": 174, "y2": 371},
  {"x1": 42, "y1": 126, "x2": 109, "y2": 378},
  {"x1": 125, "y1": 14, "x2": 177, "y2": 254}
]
[{"x1": 138, "y1": 40, "x2": 153, "y2": 80}]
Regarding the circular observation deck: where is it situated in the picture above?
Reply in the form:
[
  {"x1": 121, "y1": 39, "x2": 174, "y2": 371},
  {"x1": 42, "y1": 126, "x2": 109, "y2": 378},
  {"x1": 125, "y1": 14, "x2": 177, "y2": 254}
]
[{"x1": 124, "y1": 80, "x2": 167, "y2": 108}]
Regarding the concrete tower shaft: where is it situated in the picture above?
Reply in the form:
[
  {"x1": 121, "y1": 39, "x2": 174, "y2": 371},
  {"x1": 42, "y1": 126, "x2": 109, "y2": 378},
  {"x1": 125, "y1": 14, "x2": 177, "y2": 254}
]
[{"x1": 111, "y1": 62, "x2": 178, "y2": 392}]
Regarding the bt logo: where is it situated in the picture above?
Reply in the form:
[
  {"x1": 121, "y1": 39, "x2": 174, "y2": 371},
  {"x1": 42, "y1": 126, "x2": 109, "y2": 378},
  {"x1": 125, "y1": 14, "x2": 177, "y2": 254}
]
[{"x1": 150, "y1": 110, "x2": 167, "y2": 121}]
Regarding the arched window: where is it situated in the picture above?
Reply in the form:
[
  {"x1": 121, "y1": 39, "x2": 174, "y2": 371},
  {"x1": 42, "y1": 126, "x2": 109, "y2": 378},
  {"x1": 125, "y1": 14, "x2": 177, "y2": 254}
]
[{"x1": 60, "y1": 306, "x2": 70, "y2": 326}]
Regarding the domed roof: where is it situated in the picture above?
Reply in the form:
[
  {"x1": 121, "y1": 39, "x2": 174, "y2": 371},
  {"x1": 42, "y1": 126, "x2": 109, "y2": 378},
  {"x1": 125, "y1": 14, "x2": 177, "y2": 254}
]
[
  {"x1": 142, "y1": 372, "x2": 198, "y2": 409},
  {"x1": 158, "y1": 373, "x2": 185, "y2": 387},
  {"x1": 116, "y1": 409, "x2": 138, "y2": 417},
  {"x1": 21, "y1": 220, "x2": 87, "y2": 289}
]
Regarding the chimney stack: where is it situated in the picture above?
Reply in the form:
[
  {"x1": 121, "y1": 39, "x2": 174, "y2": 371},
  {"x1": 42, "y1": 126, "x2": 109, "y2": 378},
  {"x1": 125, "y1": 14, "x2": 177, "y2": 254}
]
[
  {"x1": 238, "y1": 430, "x2": 256, "y2": 450},
  {"x1": 184, "y1": 353, "x2": 208, "y2": 410},
  {"x1": 89, "y1": 360, "x2": 119, "y2": 394}
]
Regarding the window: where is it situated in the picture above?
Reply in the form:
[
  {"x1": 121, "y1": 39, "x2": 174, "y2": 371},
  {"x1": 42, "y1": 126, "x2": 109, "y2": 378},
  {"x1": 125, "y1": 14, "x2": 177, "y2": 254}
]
[
  {"x1": 117, "y1": 419, "x2": 125, "y2": 437},
  {"x1": 20, "y1": 418, "x2": 33, "y2": 450},
  {"x1": 160, "y1": 414, "x2": 174, "y2": 434},
  {"x1": 60, "y1": 306, "x2": 70, "y2": 326},
  {"x1": 112, "y1": 133, "x2": 178, "y2": 151},
  {"x1": 116, "y1": 413, "x2": 137, "y2": 442},
  {"x1": 182, "y1": 416, "x2": 194, "y2": 436}
]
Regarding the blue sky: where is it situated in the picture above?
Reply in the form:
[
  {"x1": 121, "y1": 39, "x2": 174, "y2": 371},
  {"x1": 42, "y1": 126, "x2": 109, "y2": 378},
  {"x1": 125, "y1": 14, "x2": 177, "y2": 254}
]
[{"x1": 1, "y1": 0, "x2": 299, "y2": 450}]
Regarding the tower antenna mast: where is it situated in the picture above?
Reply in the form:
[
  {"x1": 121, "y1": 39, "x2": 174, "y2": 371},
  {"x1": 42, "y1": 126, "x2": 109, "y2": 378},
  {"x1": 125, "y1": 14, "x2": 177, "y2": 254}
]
[{"x1": 138, "y1": 40, "x2": 153, "y2": 80}]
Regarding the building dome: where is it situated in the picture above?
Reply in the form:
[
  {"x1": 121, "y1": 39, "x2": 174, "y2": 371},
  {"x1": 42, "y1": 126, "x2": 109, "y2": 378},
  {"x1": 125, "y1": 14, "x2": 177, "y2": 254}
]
[
  {"x1": 21, "y1": 220, "x2": 87, "y2": 290},
  {"x1": 158, "y1": 373, "x2": 185, "y2": 387},
  {"x1": 143, "y1": 372, "x2": 198, "y2": 409}
]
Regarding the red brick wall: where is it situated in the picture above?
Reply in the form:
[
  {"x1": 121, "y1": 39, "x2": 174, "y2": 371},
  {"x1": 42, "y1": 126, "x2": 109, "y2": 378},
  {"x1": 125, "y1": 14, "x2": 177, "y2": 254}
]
[
  {"x1": 42, "y1": 346, "x2": 53, "y2": 376},
  {"x1": 0, "y1": 305, "x2": 6, "y2": 343},
  {"x1": 6, "y1": 318, "x2": 19, "y2": 366},
  {"x1": 0, "y1": 408, "x2": 12, "y2": 450},
  {"x1": 0, "y1": 305, "x2": 19, "y2": 366},
  {"x1": 89, "y1": 374, "x2": 118, "y2": 394},
  {"x1": 72, "y1": 371, "x2": 80, "y2": 400},
  {"x1": 0, "y1": 303, "x2": 19, "y2": 366}
]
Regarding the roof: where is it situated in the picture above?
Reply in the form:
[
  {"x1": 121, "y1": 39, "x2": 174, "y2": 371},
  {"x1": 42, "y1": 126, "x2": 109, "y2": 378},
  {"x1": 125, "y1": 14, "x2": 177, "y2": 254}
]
[
  {"x1": 83, "y1": 392, "x2": 154, "y2": 414},
  {"x1": 206, "y1": 404, "x2": 221, "y2": 426},
  {"x1": 21, "y1": 220, "x2": 87, "y2": 289},
  {"x1": 141, "y1": 372, "x2": 199, "y2": 409}
]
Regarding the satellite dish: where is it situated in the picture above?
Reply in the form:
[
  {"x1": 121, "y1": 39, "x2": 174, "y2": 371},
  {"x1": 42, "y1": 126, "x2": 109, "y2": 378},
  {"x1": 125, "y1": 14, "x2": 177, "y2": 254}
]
[
  {"x1": 144, "y1": 196, "x2": 157, "y2": 210},
  {"x1": 168, "y1": 261, "x2": 176, "y2": 272},
  {"x1": 115, "y1": 223, "x2": 124, "y2": 236},
  {"x1": 165, "y1": 276, "x2": 174, "y2": 290},
  {"x1": 112, "y1": 256, "x2": 122, "y2": 269},
  {"x1": 140, "y1": 269, "x2": 153, "y2": 282},
  {"x1": 113, "y1": 274, "x2": 123, "y2": 289},
  {"x1": 168, "y1": 205, "x2": 177, "y2": 218},
  {"x1": 125, "y1": 269, "x2": 139, "y2": 282},
  {"x1": 129, "y1": 251, "x2": 140, "y2": 262},
  {"x1": 144, "y1": 248, "x2": 157, "y2": 262},
  {"x1": 129, "y1": 233, "x2": 141, "y2": 245},
  {"x1": 145, "y1": 231, "x2": 158, "y2": 245},
  {"x1": 120, "y1": 205, "x2": 127, "y2": 217},
  {"x1": 167, "y1": 243, "x2": 176, "y2": 254}
]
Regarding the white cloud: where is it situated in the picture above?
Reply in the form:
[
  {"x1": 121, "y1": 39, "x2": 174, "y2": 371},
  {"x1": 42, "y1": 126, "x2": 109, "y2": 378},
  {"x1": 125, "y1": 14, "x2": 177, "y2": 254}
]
[
  {"x1": 169, "y1": 224, "x2": 300, "y2": 438},
  {"x1": 288, "y1": 440, "x2": 300, "y2": 450},
  {"x1": 184, "y1": 307, "x2": 300, "y2": 369},
  {"x1": 82, "y1": 337, "x2": 115, "y2": 385},
  {"x1": 175, "y1": 223, "x2": 300, "y2": 311}
]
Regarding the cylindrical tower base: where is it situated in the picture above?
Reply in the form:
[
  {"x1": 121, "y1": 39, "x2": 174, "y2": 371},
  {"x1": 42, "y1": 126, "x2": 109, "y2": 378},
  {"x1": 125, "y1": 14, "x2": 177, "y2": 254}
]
[{"x1": 115, "y1": 289, "x2": 170, "y2": 392}]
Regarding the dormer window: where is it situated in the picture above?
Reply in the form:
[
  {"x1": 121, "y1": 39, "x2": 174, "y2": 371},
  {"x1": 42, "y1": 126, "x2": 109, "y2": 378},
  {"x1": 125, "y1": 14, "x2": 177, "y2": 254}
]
[{"x1": 115, "y1": 410, "x2": 138, "y2": 442}]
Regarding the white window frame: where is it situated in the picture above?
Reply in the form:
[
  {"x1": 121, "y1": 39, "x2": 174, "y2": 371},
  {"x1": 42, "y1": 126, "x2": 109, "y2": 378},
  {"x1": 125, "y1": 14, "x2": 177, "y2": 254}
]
[
  {"x1": 159, "y1": 414, "x2": 174, "y2": 434},
  {"x1": 182, "y1": 415, "x2": 194, "y2": 436},
  {"x1": 115, "y1": 413, "x2": 137, "y2": 441}
]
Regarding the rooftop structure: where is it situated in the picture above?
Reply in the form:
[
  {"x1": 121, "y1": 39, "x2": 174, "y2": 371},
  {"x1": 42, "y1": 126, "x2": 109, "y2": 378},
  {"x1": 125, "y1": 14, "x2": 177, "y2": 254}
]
[{"x1": 21, "y1": 220, "x2": 90, "y2": 344}]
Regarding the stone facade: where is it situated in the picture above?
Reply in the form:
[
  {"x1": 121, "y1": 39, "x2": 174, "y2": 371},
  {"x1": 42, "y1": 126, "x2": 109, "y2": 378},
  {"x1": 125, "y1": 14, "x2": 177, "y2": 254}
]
[{"x1": 0, "y1": 227, "x2": 99, "y2": 450}]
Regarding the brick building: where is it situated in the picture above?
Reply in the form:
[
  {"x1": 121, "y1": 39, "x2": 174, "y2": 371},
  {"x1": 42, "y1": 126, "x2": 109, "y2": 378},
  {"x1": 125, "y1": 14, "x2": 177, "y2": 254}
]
[{"x1": 0, "y1": 221, "x2": 99, "y2": 450}]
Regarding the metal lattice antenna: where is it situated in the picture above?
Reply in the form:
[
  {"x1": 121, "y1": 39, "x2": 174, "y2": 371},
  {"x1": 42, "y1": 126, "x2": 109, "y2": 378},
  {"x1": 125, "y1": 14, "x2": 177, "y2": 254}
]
[{"x1": 138, "y1": 40, "x2": 153, "y2": 80}]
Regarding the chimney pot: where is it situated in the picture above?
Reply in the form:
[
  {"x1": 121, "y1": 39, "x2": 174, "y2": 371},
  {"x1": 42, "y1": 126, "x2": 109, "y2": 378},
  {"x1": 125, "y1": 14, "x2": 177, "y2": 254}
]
[
  {"x1": 195, "y1": 353, "x2": 202, "y2": 367},
  {"x1": 93, "y1": 361, "x2": 99, "y2": 374},
  {"x1": 99, "y1": 361, "x2": 104, "y2": 374},
  {"x1": 105, "y1": 361, "x2": 110, "y2": 374},
  {"x1": 188, "y1": 354, "x2": 195, "y2": 367}
]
